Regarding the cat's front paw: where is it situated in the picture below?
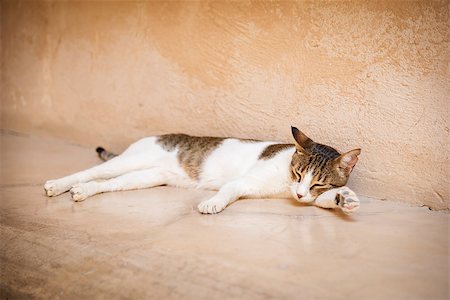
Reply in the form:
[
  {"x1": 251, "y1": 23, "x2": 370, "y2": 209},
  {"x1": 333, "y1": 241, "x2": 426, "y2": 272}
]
[
  {"x1": 336, "y1": 187, "x2": 360, "y2": 215},
  {"x1": 198, "y1": 198, "x2": 228, "y2": 214},
  {"x1": 44, "y1": 180, "x2": 68, "y2": 197}
]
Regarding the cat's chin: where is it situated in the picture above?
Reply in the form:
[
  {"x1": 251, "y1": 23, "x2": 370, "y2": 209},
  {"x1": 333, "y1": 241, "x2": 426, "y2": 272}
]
[{"x1": 295, "y1": 197, "x2": 315, "y2": 204}]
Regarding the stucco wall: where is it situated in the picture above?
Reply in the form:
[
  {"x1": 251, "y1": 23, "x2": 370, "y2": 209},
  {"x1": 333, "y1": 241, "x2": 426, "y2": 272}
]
[{"x1": 1, "y1": 1, "x2": 449, "y2": 209}]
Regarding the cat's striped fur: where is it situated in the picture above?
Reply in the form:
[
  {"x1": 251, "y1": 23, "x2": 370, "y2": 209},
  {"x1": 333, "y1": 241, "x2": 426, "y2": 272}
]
[{"x1": 44, "y1": 127, "x2": 361, "y2": 214}]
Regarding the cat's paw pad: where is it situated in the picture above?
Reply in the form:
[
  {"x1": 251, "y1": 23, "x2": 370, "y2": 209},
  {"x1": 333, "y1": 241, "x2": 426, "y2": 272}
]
[
  {"x1": 70, "y1": 184, "x2": 90, "y2": 202},
  {"x1": 337, "y1": 188, "x2": 360, "y2": 215},
  {"x1": 198, "y1": 198, "x2": 227, "y2": 214},
  {"x1": 44, "y1": 180, "x2": 66, "y2": 197}
]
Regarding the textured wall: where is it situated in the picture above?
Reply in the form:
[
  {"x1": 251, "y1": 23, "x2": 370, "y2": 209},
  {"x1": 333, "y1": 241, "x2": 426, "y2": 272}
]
[{"x1": 1, "y1": 1, "x2": 449, "y2": 209}]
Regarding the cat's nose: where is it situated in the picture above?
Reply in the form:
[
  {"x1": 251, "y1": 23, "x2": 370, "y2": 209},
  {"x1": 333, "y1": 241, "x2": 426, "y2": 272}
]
[{"x1": 297, "y1": 193, "x2": 304, "y2": 199}]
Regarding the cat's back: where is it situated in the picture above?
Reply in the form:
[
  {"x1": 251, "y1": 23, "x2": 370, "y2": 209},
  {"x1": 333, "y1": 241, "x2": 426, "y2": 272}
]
[{"x1": 156, "y1": 134, "x2": 276, "y2": 178}]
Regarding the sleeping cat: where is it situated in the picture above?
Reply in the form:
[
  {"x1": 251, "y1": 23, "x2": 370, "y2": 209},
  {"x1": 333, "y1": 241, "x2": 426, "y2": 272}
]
[{"x1": 44, "y1": 127, "x2": 361, "y2": 214}]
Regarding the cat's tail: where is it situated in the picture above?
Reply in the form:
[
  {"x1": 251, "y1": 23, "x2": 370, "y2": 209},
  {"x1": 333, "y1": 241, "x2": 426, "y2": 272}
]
[{"x1": 96, "y1": 147, "x2": 118, "y2": 162}]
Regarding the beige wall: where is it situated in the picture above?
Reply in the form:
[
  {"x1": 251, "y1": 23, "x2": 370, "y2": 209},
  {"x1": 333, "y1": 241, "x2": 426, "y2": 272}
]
[{"x1": 1, "y1": 1, "x2": 449, "y2": 209}]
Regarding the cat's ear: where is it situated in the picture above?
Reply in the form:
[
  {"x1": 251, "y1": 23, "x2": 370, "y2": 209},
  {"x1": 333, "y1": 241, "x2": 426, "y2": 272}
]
[
  {"x1": 291, "y1": 126, "x2": 314, "y2": 151},
  {"x1": 335, "y1": 149, "x2": 361, "y2": 176}
]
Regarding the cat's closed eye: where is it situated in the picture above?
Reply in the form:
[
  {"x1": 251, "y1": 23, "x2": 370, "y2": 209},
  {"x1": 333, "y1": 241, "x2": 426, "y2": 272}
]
[{"x1": 311, "y1": 183, "x2": 326, "y2": 189}]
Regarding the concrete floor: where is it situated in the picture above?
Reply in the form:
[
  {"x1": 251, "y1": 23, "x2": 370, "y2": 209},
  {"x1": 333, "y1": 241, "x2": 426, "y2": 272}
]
[{"x1": 0, "y1": 131, "x2": 448, "y2": 299}]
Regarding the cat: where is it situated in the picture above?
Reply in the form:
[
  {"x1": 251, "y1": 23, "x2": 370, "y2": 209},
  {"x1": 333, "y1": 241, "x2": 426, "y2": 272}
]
[{"x1": 44, "y1": 126, "x2": 361, "y2": 214}]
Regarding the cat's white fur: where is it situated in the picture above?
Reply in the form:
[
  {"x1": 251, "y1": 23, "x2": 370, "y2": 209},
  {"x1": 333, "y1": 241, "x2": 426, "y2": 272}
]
[{"x1": 44, "y1": 137, "x2": 360, "y2": 214}]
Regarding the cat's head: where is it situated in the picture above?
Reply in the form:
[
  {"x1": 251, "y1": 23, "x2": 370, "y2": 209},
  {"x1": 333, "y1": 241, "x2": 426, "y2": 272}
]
[{"x1": 289, "y1": 126, "x2": 361, "y2": 203}]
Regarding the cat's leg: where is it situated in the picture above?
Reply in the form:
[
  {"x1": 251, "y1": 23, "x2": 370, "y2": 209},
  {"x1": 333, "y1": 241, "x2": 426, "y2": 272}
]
[
  {"x1": 69, "y1": 168, "x2": 168, "y2": 201},
  {"x1": 44, "y1": 154, "x2": 157, "y2": 197},
  {"x1": 314, "y1": 186, "x2": 360, "y2": 214},
  {"x1": 198, "y1": 178, "x2": 269, "y2": 214}
]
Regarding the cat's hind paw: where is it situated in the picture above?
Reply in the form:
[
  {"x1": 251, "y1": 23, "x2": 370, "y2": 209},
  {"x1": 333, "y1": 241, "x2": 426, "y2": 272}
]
[
  {"x1": 336, "y1": 187, "x2": 360, "y2": 215},
  {"x1": 44, "y1": 180, "x2": 68, "y2": 197},
  {"x1": 70, "y1": 184, "x2": 92, "y2": 202},
  {"x1": 198, "y1": 198, "x2": 228, "y2": 214}
]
